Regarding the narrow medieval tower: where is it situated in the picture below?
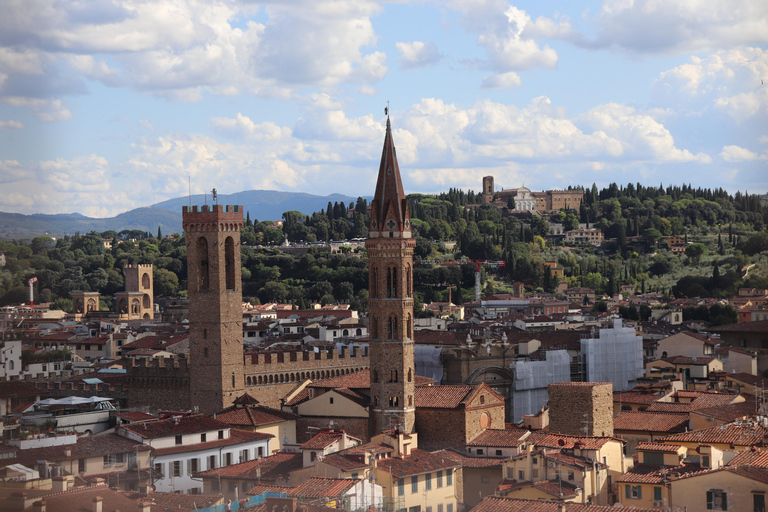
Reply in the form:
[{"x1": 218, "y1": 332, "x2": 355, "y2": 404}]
[
  {"x1": 183, "y1": 204, "x2": 245, "y2": 415},
  {"x1": 367, "y1": 117, "x2": 416, "y2": 435}
]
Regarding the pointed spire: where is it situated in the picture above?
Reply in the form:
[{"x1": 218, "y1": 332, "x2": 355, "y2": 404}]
[{"x1": 370, "y1": 117, "x2": 410, "y2": 236}]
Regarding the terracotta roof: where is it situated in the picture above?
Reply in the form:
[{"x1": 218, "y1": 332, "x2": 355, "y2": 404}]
[
  {"x1": 0, "y1": 381, "x2": 44, "y2": 398},
  {"x1": 498, "y1": 478, "x2": 580, "y2": 499},
  {"x1": 284, "y1": 387, "x2": 310, "y2": 406},
  {"x1": 727, "y1": 448, "x2": 768, "y2": 467},
  {"x1": 711, "y1": 319, "x2": 768, "y2": 332},
  {"x1": 613, "y1": 391, "x2": 665, "y2": 405},
  {"x1": 467, "y1": 428, "x2": 530, "y2": 447},
  {"x1": 545, "y1": 450, "x2": 608, "y2": 470},
  {"x1": 120, "y1": 414, "x2": 229, "y2": 439},
  {"x1": 376, "y1": 449, "x2": 460, "y2": 478},
  {"x1": 691, "y1": 397, "x2": 759, "y2": 422},
  {"x1": 117, "y1": 490, "x2": 224, "y2": 511},
  {"x1": 414, "y1": 385, "x2": 474, "y2": 409},
  {"x1": 301, "y1": 430, "x2": 360, "y2": 450},
  {"x1": 153, "y1": 429, "x2": 272, "y2": 457},
  {"x1": 660, "y1": 355, "x2": 716, "y2": 365},
  {"x1": 527, "y1": 433, "x2": 614, "y2": 450},
  {"x1": 433, "y1": 449, "x2": 505, "y2": 469},
  {"x1": 287, "y1": 477, "x2": 357, "y2": 499},
  {"x1": 2, "y1": 434, "x2": 151, "y2": 468},
  {"x1": 245, "y1": 484, "x2": 292, "y2": 496},
  {"x1": 647, "y1": 393, "x2": 737, "y2": 413},
  {"x1": 726, "y1": 373, "x2": 768, "y2": 387},
  {"x1": 468, "y1": 496, "x2": 659, "y2": 512},
  {"x1": 21, "y1": 484, "x2": 146, "y2": 512},
  {"x1": 214, "y1": 405, "x2": 298, "y2": 427},
  {"x1": 414, "y1": 330, "x2": 462, "y2": 346},
  {"x1": 636, "y1": 442, "x2": 683, "y2": 453},
  {"x1": 613, "y1": 411, "x2": 689, "y2": 433},
  {"x1": 121, "y1": 333, "x2": 188, "y2": 350},
  {"x1": 332, "y1": 387, "x2": 369, "y2": 407},
  {"x1": 672, "y1": 465, "x2": 768, "y2": 485},
  {"x1": 197, "y1": 451, "x2": 302, "y2": 481},
  {"x1": 233, "y1": 392, "x2": 260, "y2": 405},
  {"x1": 658, "y1": 421, "x2": 768, "y2": 446},
  {"x1": 319, "y1": 452, "x2": 369, "y2": 471},
  {"x1": 616, "y1": 463, "x2": 702, "y2": 484}
]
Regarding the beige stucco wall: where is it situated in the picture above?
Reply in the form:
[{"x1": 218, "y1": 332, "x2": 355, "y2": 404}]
[
  {"x1": 297, "y1": 390, "x2": 368, "y2": 418},
  {"x1": 374, "y1": 467, "x2": 459, "y2": 512},
  {"x1": 670, "y1": 470, "x2": 768, "y2": 512}
]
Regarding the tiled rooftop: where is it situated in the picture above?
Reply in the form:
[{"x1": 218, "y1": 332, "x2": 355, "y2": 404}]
[
  {"x1": 152, "y1": 429, "x2": 272, "y2": 457},
  {"x1": 214, "y1": 405, "x2": 299, "y2": 427},
  {"x1": 527, "y1": 433, "x2": 614, "y2": 450},
  {"x1": 613, "y1": 411, "x2": 689, "y2": 433},
  {"x1": 616, "y1": 463, "x2": 702, "y2": 484},
  {"x1": 433, "y1": 449, "x2": 506, "y2": 469},
  {"x1": 727, "y1": 448, "x2": 768, "y2": 467},
  {"x1": 287, "y1": 477, "x2": 357, "y2": 498},
  {"x1": 636, "y1": 442, "x2": 683, "y2": 453},
  {"x1": 658, "y1": 421, "x2": 768, "y2": 446},
  {"x1": 376, "y1": 448, "x2": 460, "y2": 478},
  {"x1": 467, "y1": 428, "x2": 530, "y2": 447},
  {"x1": 301, "y1": 430, "x2": 359, "y2": 450},
  {"x1": 414, "y1": 385, "x2": 474, "y2": 409},
  {"x1": 2, "y1": 434, "x2": 151, "y2": 468},
  {"x1": 121, "y1": 414, "x2": 230, "y2": 439},
  {"x1": 0, "y1": 381, "x2": 44, "y2": 398},
  {"x1": 196, "y1": 451, "x2": 302, "y2": 481},
  {"x1": 469, "y1": 496, "x2": 660, "y2": 512}
]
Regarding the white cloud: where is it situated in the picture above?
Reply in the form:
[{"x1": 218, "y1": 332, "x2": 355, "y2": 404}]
[
  {"x1": 586, "y1": 0, "x2": 768, "y2": 54},
  {"x1": 449, "y1": 1, "x2": 560, "y2": 73},
  {"x1": 657, "y1": 48, "x2": 768, "y2": 121},
  {"x1": 1, "y1": 97, "x2": 72, "y2": 121},
  {"x1": 396, "y1": 41, "x2": 441, "y2": 69},
  {"x1": 720, "y1": 144, "x2": 768, "y2": 161},
  {"x1": 0, "y1": 120, "x2": 24, "y2": 129},
  {"x1": 481, "y1": 71, "x2": 522, "y2": 89},
  {"x1": 210, "y1": 113, "x2": 292, "y2": 141}
]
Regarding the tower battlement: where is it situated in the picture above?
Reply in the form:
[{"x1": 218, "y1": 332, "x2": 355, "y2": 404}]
[
  {"x1": 245, "y1": 346, "x2": 368, "y2": 366},
  {"x1": 127, "y1": 354, "x2": 189, "y2": 370}
]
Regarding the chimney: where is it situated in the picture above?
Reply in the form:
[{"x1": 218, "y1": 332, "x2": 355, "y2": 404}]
[
  {"x1": 139, "y1": 484, "x2": 151, "y2": 495},
  {"x1": 64, "y1": 448, "x2": 72, "y2": 457},
  {"x1": 92, "y1": 496, "x2": 103, "y2": 512},
  {"x1": 32, "y1": 500, "x2": 46, "y2": 512},
  {"x1": 52, "y1": 476, "x2": 69, "y2": 493},
  {"x1": 140, "y1": 500, "x2": 152, "y2": 512},
  {"x1": 9, "y1": 492, "x2": 27, "y2": 512},
  {"x1": 558, "y1": 504, "x2": 567, "y2": 512}
]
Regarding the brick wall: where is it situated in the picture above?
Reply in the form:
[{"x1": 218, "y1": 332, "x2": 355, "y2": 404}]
[{"x1": 548, "y1": 382, "x2": 613, "y2": 437}]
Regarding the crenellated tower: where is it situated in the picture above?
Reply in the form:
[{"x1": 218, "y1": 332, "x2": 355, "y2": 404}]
[
  {"x1": 367, "y1": 117, "x2": 416, "y2": 435},
  {"x1": 183, "y1": 204, "x2": 245, "y2": 415}
]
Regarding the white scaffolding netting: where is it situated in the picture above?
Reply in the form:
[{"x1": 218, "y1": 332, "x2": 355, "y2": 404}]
[
  {"x1": 581, "y1": 319, "x2": 643, "y2": 392},
  {"x1": 510, "y1": 350, "x2": 570, "y2": 422},
  {"x1": 414, "y1": 345, "x2": 444, "y2": 382}
]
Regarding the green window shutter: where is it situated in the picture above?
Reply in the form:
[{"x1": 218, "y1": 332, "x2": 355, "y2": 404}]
[
  {"x1": 654, "y1": 487, "x2": 662, "y2": 501},
  {"x1": 722, "y1": 494, "x2": 727, "y2": 510},
  {"x1": 637, "y1": 486, "x2": 642, "y2": 499},
  {"x1": 706, "y1": 490, "x2": 713, "y2": 509},
  {"x1": 625, "y1": 485, "x2": 631, "y2": 499}
]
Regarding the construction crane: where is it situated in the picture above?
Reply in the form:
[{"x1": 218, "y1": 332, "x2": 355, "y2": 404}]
[
  {"x1": 28, "y1": 277, "x2": 37, "y2": 307},
  {"x1": 469, "y1": 260, "x2": 505, "y2": 302}
]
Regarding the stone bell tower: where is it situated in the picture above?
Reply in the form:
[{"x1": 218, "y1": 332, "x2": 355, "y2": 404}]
[
  {"x1": 183, "y1": 203, "x2": 245, "y2": 415},
  {"x1": 367, "y1": 117, "x2": 416, "y2": 436}
]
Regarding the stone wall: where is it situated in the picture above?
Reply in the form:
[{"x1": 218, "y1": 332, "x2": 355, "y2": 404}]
[
  {"x1": 127, "y1": 356, "x2": 192, "y2": 411},
  {"x1": 548, "y1": 382, "x2": 613, "y2": 437}
]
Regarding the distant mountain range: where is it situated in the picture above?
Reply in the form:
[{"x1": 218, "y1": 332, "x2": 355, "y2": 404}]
[{"x1": 0, "y1": 190, "x2": 367, "y2": 239}]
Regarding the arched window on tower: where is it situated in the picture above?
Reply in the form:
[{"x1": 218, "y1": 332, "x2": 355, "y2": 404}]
[
  {"x1": 197, "y1": 237, "x2": 209, "y2": 291},
  {"x1": 142, "y1": 273, "x2": 151, "y2": 290},
  {"x1": 407, "y1": 313, "x2": 413, "y2": 340},
  {"x1": 386, "y1": 268, "x2": 392, "y2": 298},
  {"x1": 372, "y1": 370, "x2": 379, "y2": 383},
  {"x1": 406, "y1": 264, "x2": 412, "y2": 296},
  {"x1": 388, "y1": 315, "x2": 397, "y2": 339},
  {"x1": 407, "y1": 368, "x2": 413, "y2": 382},
  {"x1": 389, "y1": 396, "x2": 399, "y2": 407},
  {"x1": 371, "y1": 317, "x2": 378, "y2": 339},
  {"x1": 225, "y1": 236, "x2": 236, "y2": 290},
  {"x1": 389, "y1": 370, "x2": 398, "y2": 383}
]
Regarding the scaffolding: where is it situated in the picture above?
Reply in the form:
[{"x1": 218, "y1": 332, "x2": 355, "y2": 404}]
[
  {"x1": 510, "y1": 349, "x2": 570, "y2": 422},
  {"x1": 580, "y1": 319, "x2": 643, "y2": 392}
]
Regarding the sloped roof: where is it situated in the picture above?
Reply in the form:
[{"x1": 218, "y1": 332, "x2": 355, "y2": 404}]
[
  {"x1": 319, "y1": 452, "x2": 369, "y2": 471},
  {"x1": 152, "y1": 429, "x2": 272, "y2": 457},
  {"x1": 287, "y1": 477, "x2": 357, "y2": 499},
  {"x1": 527, "y1": 433, "x2": 615, "y2": 450},
  {"x1": 469, "y1": 496, "x2": 659, "y2": 512},
  {"x1": 120, "y1": 414, "x2": 229, "y2": 439},
  {"x1": 658, "y1": 421, "x2": 768, "y2": 446},
  {"x1": 616, "y1": 463, "x2": 702, "y2": 484},
  {"x1": 21, "y1": 484, "x2": 145, "y2": 512},
  {"x1": 0, "y1": 381, "x2": 44, "y2": 398},
  {"x1": 3, "y1": 433, "x2": 151, "y2": 468},
  {"x1": 467, "y1": 428, "x2": 529, "y2": 447},
  {"x1": 214, "y1": 405, "x2": 298, "y2": 427},
  {"x1": 613, "y1": 411, "x2": 689, "y2": 433},
  {"x1": 301, "y1": 430, "x2": 361, "y2": 450},
  {"x1": 432, "y1": 449, "x2": 505, "y2": 468},
  {"x1": 636, "y1": 442, "x2": 683, "y2": 453},
  {"x1": 196, "y1": 451, "x2": 302, "y2": 481},
  {"x1": 376, "y1": 449, "x2": 460, "y2": 478},
  {"x1": 727, "y1": 448, "x2": 768, "y2": 467},
  {"x1": 414, "y1": 385, "x2": 474, "y2": 409}
]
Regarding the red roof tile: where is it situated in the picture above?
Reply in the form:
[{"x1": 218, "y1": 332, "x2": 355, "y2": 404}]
[
  {"x1": 616, "y1": 463, "x2": 702, "y2": 484},
  {"x1": 197, "y1": 451, "x2": 302, "y2": 481},
  {"x1": 2, "y1": 434, "x2": 151, "y2": 468},
  {"x1": 152, "y1": 429, "x2": 272, "y2": 457},
  {"x1": 0, "y1": 381, "x2": 44, "y2": 398},
  {"x1": 300, "y1": 430, "x2": 360, "y2": 450},
  {"x1": 658, "y1": 421, "x2": 768, "y2": 446},
  {"x1": 613, "y1": 411, "x2": 689, "y2": 433},
  {"x1": 287, "y1": 477, "x2": 357, "y2": 499},
  {"x1": 120, "y1": 414, "x2": 229, "y2": 439},
  {"x1": 414, "y1": 385, "x2": 474, "y2": 409},
  {"x1": 214, "y1": 405, "x2": 298, "y2": 427},
  {"x1": 636, "y1": 442, "x2": 683, "y2": 453},
  {"x1": 469, "y1": 496, "x2": 660, "y2": 512},
  {"x1": 432, "y1": 449, "x2": 505, "y2": 468},
  {"x1": 376, "y1": 449, "x2": 460, "y2": 478},
  {"x1": 467, "y1": 428, "x2": 530, "y2": 447},
  {"x1": 21, "y1": 484, "x2": 146, "y2": 512},
  {"x1": 727, "y1": 448, "x2": 768, "y2": 467},
  {"x1": 318, "y1": 452, "x2": 368, "y2": 471},
  {"x1": 527, "y1": 433, "x2": 614, "y2": 450}
]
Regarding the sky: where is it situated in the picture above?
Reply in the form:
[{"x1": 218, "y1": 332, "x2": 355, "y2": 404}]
[{"x1": 0, "y1": 0, "x2": 767, "y2": 218}]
